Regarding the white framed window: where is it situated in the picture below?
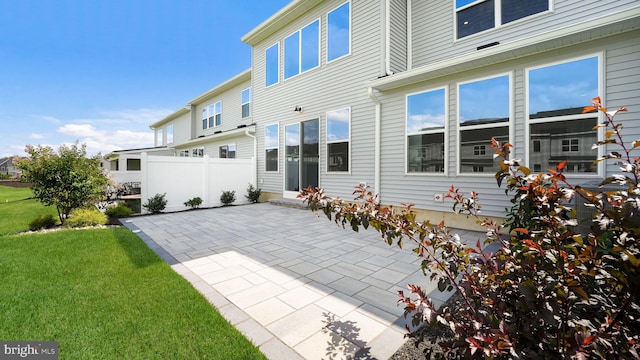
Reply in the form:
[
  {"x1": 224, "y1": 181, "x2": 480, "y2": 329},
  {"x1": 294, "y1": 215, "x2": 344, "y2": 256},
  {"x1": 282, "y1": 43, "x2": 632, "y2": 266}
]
[
  {"x1": 156, "y1": 128, "x2": 164, "y2": 146},
  {"x1": 407, "y1": 88, "x2": 447, "y2": 174},
  {"x1": 266, "y1": 43, "x2": 279, "y2": 87},
  {"x1": 265, "y1": 123, "x2": 279, "y2": 172},
  {"x1": 284, "y1": 19, "x2": 320, "y2": 80},
  {"x1": 206, "y1": 101, "x2": 222, "y2": 128},
  {"x1": 241, "y1": 87, "x2": 251, "y2": 118},
  {"x1": 527, "y1": 55, "x2": 600, "y2": 175},
  {"x1": 179, "y1": 150, "x2": 189, "y2": 157},
  {"x1": 326, "y1": 108, "x2": 350, "y2": 173},
  {"x1": 202, "y1": 109, "x2": 208, "y2": 129},
  {"x1": 327, "y1": 1, "x2": 351, "y2": 63},
  {"x1": 219, "y1": 144, "x2": 236, "y2": 159},
  {"x1": 192, "y1": 147, "x2": 204, "y2": 158},
  {"x1": 458, "y1": 74, "x2": 511, "y2": 174},
  {"x1": 166, "y1": 125, "x2": 174, "y2": 144},
  {"x1": 455, "y1": 0, "x2": 550, "y2": 39}
]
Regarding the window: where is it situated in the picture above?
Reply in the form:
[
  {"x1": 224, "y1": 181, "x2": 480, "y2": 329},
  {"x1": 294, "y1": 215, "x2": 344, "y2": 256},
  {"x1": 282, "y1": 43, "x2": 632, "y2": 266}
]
[
  {"x1": 167, "y1": 125, "x2": 174, "y2": 144},
  {"x1": 458, "y1": 74, "x2": 510, "y2": 174},
  {"x1": 327, "y1": 2, "x2": 351, "y2": 62},
  {"x1": 241, "y1": 88, "x2": 251, "y2": 118},
  {"x1": 202, "y1": 109, "x2": 208, "y2": 129},
  {"x1": 528, "y1": 56, "x2": 599, "y2": 174},
  {"x1": 192, "y1": 148, "x2": 204, "y2": 158},
  {"x1": 266, "y1": 43, "x2": 279, "y2": 87},
  {"x1": 179, "y1": 150, "x2": 189, "y2": 157},
  {"x1": 206, "y1": 101, "x2": 222, "y2": 128},
  {"x1": 219, "y1": 144, "x2": 236, "y2": 159},
  {"x1": 326, "y1": 108, "x2": 350, "y2": 172},
  {"x1": 156, "y1": 128, "x2": 163, "y2": 146},
  {"x1": 456, "y1": 0, "x2": 549, "y2": 39},
  {"x1": 126, "y1": 159, "x2": 141, "y2": 171},
  {"x1": 284, "y1": 20, "x2": 320, "y2": 79},
  {"x1": 407, "y1": 88, "x2": 446, "y2": 173},
  {"x1": 265, "y1": 123, "x2": 279, "y2": 172}
]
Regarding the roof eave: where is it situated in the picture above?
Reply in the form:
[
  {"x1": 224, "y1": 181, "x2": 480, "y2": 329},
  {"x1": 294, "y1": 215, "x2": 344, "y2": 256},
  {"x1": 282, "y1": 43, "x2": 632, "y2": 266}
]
[
  {"x1": 149, "y1": 107, "x2": 191, "y2": 129},
  {"x1": 178, "y1": 125, "x2": 257, "y2": 147},
  {"x1": 187, "y1": 69, "x2": 251, "y2": 105},
  {"x1": 368, "y1": 7, "x2": 640, "y2": 91}
]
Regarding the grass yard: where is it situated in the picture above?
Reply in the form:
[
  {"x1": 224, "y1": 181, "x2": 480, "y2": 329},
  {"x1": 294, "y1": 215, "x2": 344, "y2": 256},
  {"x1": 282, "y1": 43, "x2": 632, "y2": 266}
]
[
  {"x1": 0, "y1": 186, "x2": 266, "y2": 359},
  {"x1": 0, "y1": 186, "x2": 59, "y2": 235}
]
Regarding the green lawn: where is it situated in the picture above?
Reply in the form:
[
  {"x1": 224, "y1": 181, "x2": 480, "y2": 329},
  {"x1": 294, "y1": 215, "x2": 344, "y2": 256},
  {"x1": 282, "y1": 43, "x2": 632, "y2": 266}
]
[
  {"x1": 0, "y1": 186, "x2": 60, "y2": 235},
  {"x1": 0, "y1": 186, "x2": 266, "y2": 359}
]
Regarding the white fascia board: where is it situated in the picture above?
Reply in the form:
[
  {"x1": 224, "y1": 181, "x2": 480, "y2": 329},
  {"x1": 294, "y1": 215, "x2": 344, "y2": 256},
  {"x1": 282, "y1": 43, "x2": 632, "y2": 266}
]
[{"x1": 368, "y1": 7, "x2": 640, "y2": 91}]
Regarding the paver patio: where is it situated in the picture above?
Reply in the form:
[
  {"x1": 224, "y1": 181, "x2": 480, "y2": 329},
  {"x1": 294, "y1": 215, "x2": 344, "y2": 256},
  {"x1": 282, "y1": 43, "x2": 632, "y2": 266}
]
[{"x1": 123, "y1": 202, "x2": 484, "y2": 359}]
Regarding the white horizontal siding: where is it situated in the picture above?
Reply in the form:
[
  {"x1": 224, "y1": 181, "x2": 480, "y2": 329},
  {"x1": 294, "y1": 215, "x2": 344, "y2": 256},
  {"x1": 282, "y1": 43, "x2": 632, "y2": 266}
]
[{"x1": 193, "y1": 79, "x2": 252, "y2": 138}]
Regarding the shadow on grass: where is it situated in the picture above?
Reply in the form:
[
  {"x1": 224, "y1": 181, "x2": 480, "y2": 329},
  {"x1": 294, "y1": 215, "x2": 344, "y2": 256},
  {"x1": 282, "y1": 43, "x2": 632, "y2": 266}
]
[
  {"x1": 322, "y1": 312, "x2": 374, "y2": 360},
  {"x1": 114, "y1": 227, "x2": 165, "y2": 268}
]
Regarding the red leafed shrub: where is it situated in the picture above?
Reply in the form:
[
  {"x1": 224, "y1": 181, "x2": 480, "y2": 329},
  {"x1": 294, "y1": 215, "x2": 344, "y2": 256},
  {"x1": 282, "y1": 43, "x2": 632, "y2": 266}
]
[{"x1": 299, "y1": 97, "x2": 639, "y2": 359}]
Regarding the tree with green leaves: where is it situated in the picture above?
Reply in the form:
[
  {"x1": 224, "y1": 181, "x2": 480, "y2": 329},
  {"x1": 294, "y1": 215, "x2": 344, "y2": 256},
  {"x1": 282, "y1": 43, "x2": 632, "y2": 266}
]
[{"x1": 16, "y1": 142, "x2": 109, "y2": 224}]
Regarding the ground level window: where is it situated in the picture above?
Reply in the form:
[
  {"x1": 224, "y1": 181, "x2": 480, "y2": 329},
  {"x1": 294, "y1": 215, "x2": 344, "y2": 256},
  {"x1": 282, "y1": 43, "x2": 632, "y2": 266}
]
[
  {"x1": 265, "y1": 123, "x2": 279, "y2": 172},
  {"x1": 326, "y1": 108, "x2": 350, "y2": 172},
  {"x1": 179, "y1": 150, "x2": 189, "y2": 157},
  {"x1": 192, "y1": 148, "x2": 204, "y2": 158},
  {"x1": 219, "y1": 144, "x2": 236, "y2": 159},
  {"x1": 406, "y1": 88, "x2": 446, "y2": 173}
]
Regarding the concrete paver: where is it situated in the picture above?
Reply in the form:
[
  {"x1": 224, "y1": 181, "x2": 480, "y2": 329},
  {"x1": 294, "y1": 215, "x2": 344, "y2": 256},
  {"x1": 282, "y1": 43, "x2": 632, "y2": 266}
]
[{"x1": 124, "y1": 202, "x2": 486, "y2": 359}]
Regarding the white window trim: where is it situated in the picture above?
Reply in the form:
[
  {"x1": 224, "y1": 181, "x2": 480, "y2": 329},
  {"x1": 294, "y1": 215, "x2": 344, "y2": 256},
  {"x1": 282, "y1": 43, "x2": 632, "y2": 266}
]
[
  {"x1": 265, "y1": 43, "x2": 280, "y2": 88},
  {"x1": 241, "y1": 87, "x2": 251, "y2": 118},
  {"x1": 265, "y1": 123, "x2": 280, "y2": 173},
  {"x1": 326, "y1": 107, "x2": 352, "y2": 174},
  {"x1": 166, "y1": 124, "x2": 174, "y2": 145},
  {"x1": 192, "y1": 147, "x2": 204, "y2": 158},
  {"x1": 283, "y1": 18, "x2": 321, "y2": 81},
  {"x1": 202, "y1": 109, "x2": 208, "y2": 129},
  {"x1": 405, "y1": 86, "x2": 449, "y2": 176},
  {"x1": 524, "y1": 53, "x2": 603, "y2": 178},
  {"x1": 326, "y1": 1, "x2": 352, "y2": 64},
  {"x1": 453, "y1": 0, "x2": 553, "y2": 42},
  {"x1": 456, "y1": 72, "x2": 513, "y2": 177},
  {"x1": 213, "y1": 101, "x2": 222, "y2": 127},
  {"x1": 156, "y1": 128, "x2": 164, "y2": 146}
]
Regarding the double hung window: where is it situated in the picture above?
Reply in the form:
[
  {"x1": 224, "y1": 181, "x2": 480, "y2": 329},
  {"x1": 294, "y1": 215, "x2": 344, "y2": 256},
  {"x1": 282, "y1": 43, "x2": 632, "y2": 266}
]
[
  {"x1": 456, "y1": 0, "x2": 549, "y2": 39},
  {"x1": 192, "y1": 148, "x2": 204, "y2": 158},
  {"x1": 528, "y1": 56, "x2": 599, "y2": 174},
  {"x1": 241, "y1": 88, "x2": 251, "y2": 118},
  {"x1": 284, "y1": 20, "x2": 320, "y2": 79},
  {"x1": 326, "y1": 108, "x2": 350, "y2": 172},
  {"x1": 458, "y1": 74, "x2": 510, "y2": 174},
  {"x1": 265, "y1": 124, "x2": 279, "y2": 172},
  {"x1": 266, "y1": 44, "x2": 279, "y2": 87},
  {"x1": 166, "y1": 125, "x2": 174, "y2": 144},
  {"x1": 406, "y1": 88, "x2": 446, "y2": 173},
  {"x1": 207, "y1": 101, "x2": 222, "y2": 128},
  {"x1": 219, "y1": 144, "x2": 236, "y2": 159}
]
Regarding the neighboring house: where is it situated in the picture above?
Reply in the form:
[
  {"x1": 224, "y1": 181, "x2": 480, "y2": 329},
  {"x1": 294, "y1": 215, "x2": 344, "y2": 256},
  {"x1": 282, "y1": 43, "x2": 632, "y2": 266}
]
[
  {"x1": 0, "y1": 156, "x2": 20, "y2": 178},
  {"x1": 149, "y1": 69, "x2": 255, "y2": 161},
  {"x1": 103, "y1": 146, "x2": 173, "y2": 185}
]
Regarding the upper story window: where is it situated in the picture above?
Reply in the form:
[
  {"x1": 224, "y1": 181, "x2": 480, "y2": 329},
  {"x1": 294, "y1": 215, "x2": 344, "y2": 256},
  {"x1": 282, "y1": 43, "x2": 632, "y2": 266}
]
[
  {"x1": 406, "y1": 88, "x2": 446, "y2": 174},
  {"x1": 327, "y1": 2, "x2": 351, "y2": 62},
  {"x1": 241, "y1": 88, "x2": 251, "y2": 118},
  {"x1": 166, "y1": 125, "x2": 174, "y2": 144},
  {"x1": 326, "y1": 108, "x2": 350, "y2": 172},
  {"x1": 202, "y1": 109, "x2": 208, "y2": 129},
  {"x1": 456, "y1": 0, "x2": 550, "y2": 39},
  {"x1": 284, "y1": 20, "x2": 320, "y2": 79},
  {"x1": 206, "y1": 101, "x2": 222, "y2": 128},
  {"x1": 156, "y1": 128, "x2": 164, "y2": 146},
  {"x1": 528, "y1": 55, "x2": 599, "y2": 174},
  {"x1": 266, "y1": 43, "x2": 279, "y2": 87},
  {"x1": 265, "y1": 123, "x2": 279, "y2": 172},
  {"x1": 458, "y1": 74, "x2": 510, "y2": 174}
]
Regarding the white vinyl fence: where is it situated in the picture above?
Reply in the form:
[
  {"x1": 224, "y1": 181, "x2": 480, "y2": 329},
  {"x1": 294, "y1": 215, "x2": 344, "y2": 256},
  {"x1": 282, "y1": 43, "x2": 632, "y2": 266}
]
[{"x1": 140, "y1": 153, "x2": 256, "y2": 213}]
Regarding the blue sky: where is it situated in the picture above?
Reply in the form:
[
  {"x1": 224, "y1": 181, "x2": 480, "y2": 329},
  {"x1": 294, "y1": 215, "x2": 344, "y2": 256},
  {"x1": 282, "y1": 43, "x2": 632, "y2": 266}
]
[{"x1": 0, "y1": 0, "x2": 290, "y2": 158}]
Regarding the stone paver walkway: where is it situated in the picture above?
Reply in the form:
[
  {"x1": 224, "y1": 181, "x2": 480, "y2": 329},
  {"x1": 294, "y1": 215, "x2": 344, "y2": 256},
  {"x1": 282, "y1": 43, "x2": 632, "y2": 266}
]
[{"x1": 123, "y1": 203, "x2": 484, "y2": 359}]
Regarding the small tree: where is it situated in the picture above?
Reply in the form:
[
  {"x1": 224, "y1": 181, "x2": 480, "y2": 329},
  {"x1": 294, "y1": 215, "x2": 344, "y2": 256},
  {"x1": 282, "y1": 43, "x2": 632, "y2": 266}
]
[
  {"x1": 299, "y1": 97, "x2": 639, "y2": 358},
  {"x1": 16, "y1": 142, "x2": 109, "y2": 224}
]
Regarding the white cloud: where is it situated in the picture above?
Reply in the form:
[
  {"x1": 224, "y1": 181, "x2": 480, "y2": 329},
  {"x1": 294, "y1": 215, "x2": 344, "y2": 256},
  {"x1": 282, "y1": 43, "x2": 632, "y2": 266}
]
[
  {"x1": 30, "y1": 133, "x2": 45, "y2": 139},
  {"x1": 58, "y1": 124, "x2": 108, "y2": 138}
]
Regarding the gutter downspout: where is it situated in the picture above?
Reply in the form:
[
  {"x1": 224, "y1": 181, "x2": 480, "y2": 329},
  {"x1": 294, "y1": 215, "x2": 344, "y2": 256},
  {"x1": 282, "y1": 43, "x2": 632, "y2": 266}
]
[
  {"x1": 245, "y1": 130, "x2": 258, "y2": 187},
  {"x1": 385, "y1": 0, "x2": 394, "y2": 76},
  {"x1": 368, "y1": 87, "x2": 381, "y2": 199}
]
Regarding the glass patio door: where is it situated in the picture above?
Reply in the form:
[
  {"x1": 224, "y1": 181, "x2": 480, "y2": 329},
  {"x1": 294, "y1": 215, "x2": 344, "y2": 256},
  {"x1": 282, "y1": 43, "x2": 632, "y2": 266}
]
[{"x1": 284, "y1": 119, "x2": 319, "y2": 196}]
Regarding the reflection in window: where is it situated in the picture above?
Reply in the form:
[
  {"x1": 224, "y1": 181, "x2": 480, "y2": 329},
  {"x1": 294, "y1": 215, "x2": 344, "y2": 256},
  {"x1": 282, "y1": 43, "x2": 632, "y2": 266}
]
[
  {"x1": 456, "y1": 0, "x2": 549, "y2": 39},
  {"x1": 266, "y1": 43, "x2": 279, "y2": 87},
  {"x1": 406, "y1": 88, "x2": 445, "y2": 173},
  {"x1": 528, "y1": 56, "x2": 599, "y2": 174},
  {"x1": 326, "y1": 108, "x2": 350, "y2": 172},
  {"x1": 192, "y1": 148, "x2": 204, "y2": 158},
  {"x1": 458, "y1": 75, "x2": 509, "y2": 174},
  {"x1": 220, "y1": 144, "x2": 236, "y2": 159},
  {"x1": 202, "y1": 109, "x2": 207, "y2": 129},
  {"x1": 265, "y1": 124, "x2": 279, "y2": 172},
  {"x1": 284, "y1": 20, "x2": 319, "y2": 79},
  {"x1": 327, "y1": 2, "x2": 351, "y2": 62},
  {"x1": 166, "y1": 125, "x2": 174, "y2": 144},
  {"x1": 241, "y1": 88, "x2": 251, "y2": 118},
  {"x1": 127, "y1": 159, "x2": 141, "y2": 171},
  {"x1": 156, "y1": 128, "x2": 163, "y2": 146}
]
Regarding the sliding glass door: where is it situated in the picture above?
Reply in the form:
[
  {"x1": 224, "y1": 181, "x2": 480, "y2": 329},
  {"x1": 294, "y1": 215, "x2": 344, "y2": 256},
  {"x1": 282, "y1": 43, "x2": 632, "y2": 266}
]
[{"x1": 284, "y1": 119, "x2": 319, "y2": 196}]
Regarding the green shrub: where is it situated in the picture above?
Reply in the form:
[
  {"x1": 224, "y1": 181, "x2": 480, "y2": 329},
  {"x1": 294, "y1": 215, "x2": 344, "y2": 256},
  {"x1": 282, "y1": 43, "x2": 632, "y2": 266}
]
[
  {"x1": 184, "y1": 197, "x2": 203, "y2": 209},
  {"x1": 143, "y1": 193, "x2": 167, "y2": 214},
  {"x1": 105, "y1": 202, "x2": 133, "y2": 218},
  {"x1": 29, "y1": 214, "x2": 58, "y2": 231},
  {"x1": 245, "y1": 184, "x2": 262, "y2": 203},
  {"x1": 66, "y1": 208, "x2": 108, "y2": 228},
  {"x1": 220, "y1": 190, "x2": 236, "y2": 206}
]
